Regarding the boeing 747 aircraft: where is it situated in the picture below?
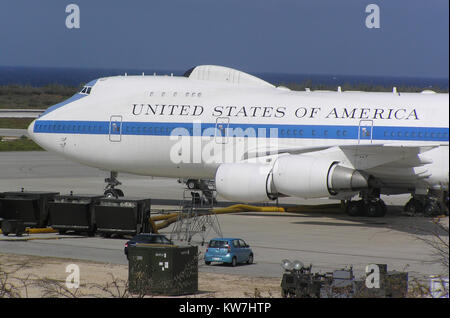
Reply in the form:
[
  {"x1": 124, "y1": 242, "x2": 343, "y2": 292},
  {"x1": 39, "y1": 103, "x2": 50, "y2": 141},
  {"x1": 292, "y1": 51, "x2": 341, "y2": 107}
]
[{"x1": 28, "y1": 65, "x2": 449, "y2": 217}]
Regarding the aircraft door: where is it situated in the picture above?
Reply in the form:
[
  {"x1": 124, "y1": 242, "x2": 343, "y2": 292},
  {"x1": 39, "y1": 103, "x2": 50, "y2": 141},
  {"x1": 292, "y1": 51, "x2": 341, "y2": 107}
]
[
  {"x1": 215, "y1": 117, "x2": 229, "y2": 144},
  {"x1": 358, "y1": 120, "x2": 373, "y2": 144},
  {"x1": 109, "y1": 115, "x2": 123, "y2": 142}
]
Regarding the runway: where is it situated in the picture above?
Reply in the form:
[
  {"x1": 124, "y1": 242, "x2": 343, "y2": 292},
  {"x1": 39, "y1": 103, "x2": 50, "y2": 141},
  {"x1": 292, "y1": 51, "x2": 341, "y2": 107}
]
[
  {"x1": 0, "y1": 151, "x2": 448, "y2": 281},
  {"x1": 0, "y1": 128, "x2": 28, "y2": 137}
]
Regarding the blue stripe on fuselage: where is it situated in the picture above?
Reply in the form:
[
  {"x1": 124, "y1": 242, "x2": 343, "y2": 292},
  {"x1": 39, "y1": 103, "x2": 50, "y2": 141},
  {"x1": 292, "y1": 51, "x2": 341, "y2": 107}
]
[{"x1": 32, "y1": 120, "x2": 450, "y2": 142}]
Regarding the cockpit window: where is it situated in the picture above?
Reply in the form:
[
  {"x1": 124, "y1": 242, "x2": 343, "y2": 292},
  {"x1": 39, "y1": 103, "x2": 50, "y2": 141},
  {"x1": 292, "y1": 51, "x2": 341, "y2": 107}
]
[{"x1": 80, "y1": 86, "x2": 92, "y2": 95}]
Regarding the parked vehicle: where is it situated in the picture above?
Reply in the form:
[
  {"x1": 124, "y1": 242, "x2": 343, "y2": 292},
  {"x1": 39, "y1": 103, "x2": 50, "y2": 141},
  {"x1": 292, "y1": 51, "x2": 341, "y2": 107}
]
[
  {"x1": 204, "y1": 238, "x2": 253, "y2": 266},
  {"x1": 124, "y1": 233, "x2": 174, "y2": 259}
]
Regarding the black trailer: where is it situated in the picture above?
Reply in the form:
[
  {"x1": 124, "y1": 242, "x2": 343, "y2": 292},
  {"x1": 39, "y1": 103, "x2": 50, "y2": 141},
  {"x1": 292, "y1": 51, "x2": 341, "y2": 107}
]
[
  {"x1": 94, "y1": 197, "x2": 151, "y2": 237},
  {"x1": 1, "y1": 219, "x2": 26, "y2": 236},
  {"x1": 48, "y1": 194, "x2": 104, "y2": 235},
  {"x1": 0, "y1": 191, "x2": 59, "y2": 227}
]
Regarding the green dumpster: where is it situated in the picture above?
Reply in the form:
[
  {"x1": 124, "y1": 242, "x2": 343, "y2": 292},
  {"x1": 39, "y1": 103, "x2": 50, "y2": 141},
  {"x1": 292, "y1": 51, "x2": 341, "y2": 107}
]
[{"x1": 128, "y1": 245, "x2": 198, "y2": 296}]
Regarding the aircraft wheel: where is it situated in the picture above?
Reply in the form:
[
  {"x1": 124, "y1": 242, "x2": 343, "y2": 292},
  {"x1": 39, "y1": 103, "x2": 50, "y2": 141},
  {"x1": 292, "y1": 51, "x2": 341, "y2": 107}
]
[
  {"x1": 104, "y1": 189, "x2": 124, "y2": 199},
  {"x1": 365, "y1": 203, "x2": 378, "y2": 217},
  {"x1": 346, "y1": 201, "x2": 363, "y2": 216},
  {"x1": 186, "y1": 179, "x2": 198, "y2": 190},
  {"x1": 424, "y1": 201, "x2": 440, "y2": 217},
  {"x1": 404, "y1": 198, "x2": 423, "y2": 215}
]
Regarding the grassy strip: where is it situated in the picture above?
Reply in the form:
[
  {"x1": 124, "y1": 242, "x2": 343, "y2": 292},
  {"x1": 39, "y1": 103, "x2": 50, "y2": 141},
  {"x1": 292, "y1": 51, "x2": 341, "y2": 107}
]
[
  {"x1": 0, "y1": 84, "x2": 78, "y2": 109},
  {"x1": 0, "y1": 136, "x2": 44, "y2": 151},
  {"x1": 0, "y1": 118, "x2": 34, "y2": 129}
]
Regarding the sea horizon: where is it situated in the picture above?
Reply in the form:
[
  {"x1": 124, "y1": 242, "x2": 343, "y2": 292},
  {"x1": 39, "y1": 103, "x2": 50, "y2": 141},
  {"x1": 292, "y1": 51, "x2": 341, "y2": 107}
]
[{"x1": 0, "y1": 65, "x2": 448, "y2": 89}]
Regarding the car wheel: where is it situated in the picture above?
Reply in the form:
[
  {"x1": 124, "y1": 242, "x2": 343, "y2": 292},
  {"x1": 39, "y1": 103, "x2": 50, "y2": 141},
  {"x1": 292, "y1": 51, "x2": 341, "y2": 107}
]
[
  {"x1": 247, "y1": 254, "x2": 253, "y2": 264},
  {"x1": 205, "y1": 261, "x2": 211, "y2": 265},
  {"x1": 231, "y1": 257, "x2": 237, "y2": 267}
]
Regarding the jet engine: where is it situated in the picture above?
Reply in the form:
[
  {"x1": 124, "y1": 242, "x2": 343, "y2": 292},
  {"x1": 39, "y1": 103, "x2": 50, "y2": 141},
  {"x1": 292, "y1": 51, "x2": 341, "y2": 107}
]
[
  {"x1": 215, "y1": 163, "x2": 275, "y2": 202},
  {"x1": 272, "y1": 155, "x2": 369, "y2": 198},
  {"x1": 215, "y1": 155, "x2": 370, "y2": 202}
]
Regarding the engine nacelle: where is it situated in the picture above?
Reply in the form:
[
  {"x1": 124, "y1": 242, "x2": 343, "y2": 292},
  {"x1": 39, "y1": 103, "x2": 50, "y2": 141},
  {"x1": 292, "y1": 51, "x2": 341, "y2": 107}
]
[
  {"x1": 272, "y1": 155, "x2": 369, "y2": 198},
  {"x1": 215, "y1": 163, "x2": 274, "y2": 202},
  {"x1": 215, "y1": 155, "x2": 370, "y2": 202}
]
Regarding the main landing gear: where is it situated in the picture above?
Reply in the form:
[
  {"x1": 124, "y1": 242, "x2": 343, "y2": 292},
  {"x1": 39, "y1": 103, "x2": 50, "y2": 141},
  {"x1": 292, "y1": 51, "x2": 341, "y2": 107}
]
[
  {"x1": 404, "y1": 191, "x2": 449, "y2": 216},
  {"x1": 344, "y1": 190, "x2": 387, "y2": 217},
  {"x1": 104, "y1": 171, "x2": 124, "y2": 198}
]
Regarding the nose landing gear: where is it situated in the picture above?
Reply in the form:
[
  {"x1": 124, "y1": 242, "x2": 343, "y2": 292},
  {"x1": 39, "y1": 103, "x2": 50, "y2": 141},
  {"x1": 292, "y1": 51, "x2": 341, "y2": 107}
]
[
  {"x1": 104, "y1": 171, "x2": 124, "y2": 198},
  {"x1": 182, "y1": 179, "x2": 217, "y2": 206}
]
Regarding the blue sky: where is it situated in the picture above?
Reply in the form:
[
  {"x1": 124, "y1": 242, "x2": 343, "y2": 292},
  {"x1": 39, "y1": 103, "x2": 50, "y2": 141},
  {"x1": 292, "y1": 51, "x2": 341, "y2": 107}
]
[{"x1": 0, "y1": 0, "x2": 448, "y2": 78}]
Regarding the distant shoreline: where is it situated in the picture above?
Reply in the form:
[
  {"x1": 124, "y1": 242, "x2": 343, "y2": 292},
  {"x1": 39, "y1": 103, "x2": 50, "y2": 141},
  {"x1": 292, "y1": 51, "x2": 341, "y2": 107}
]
[{"x1": 0, "y1": 65, "x2": 448, "y2": 91}]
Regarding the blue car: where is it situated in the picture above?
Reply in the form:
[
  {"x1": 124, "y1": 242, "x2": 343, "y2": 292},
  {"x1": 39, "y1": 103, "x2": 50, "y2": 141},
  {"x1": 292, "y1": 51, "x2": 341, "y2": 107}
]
[{"x1": 204, "y1": 238, "x2": 254, "y2": 266}]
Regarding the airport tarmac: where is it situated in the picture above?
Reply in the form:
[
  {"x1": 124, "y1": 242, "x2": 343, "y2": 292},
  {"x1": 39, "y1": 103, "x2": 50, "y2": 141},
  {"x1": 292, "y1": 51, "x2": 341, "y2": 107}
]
[
  {"x1": 0, "y1": 151, "x2": 448, "y2": 281},
  {"x1": 0, "y1": 128, "x2": 28, "y2": 137}
]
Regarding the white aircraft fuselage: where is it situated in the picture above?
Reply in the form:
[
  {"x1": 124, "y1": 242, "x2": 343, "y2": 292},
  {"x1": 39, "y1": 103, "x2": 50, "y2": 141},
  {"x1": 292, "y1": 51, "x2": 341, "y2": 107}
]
[{"x1": 28, "y1": 66, "x2": 449, "y2": 205}]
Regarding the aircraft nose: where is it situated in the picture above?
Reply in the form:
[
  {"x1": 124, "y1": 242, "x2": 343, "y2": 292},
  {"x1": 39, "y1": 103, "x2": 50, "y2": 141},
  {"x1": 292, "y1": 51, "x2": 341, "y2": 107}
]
[{"x1": 27, "y1": 119, "x2": 36, "y2": 141}]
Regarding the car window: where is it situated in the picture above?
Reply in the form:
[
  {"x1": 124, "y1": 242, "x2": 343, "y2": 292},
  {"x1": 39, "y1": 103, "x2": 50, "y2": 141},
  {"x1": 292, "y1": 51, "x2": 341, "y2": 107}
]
[
  {"x1": 239, "y1": 239, "x2": 247, "y2": 247},
  {"x1": 232, "y1": 240, "x2": 239, "y2": 248},
  {"x1": 209, "y1": 240, "x2": 227, "y2": 248}
]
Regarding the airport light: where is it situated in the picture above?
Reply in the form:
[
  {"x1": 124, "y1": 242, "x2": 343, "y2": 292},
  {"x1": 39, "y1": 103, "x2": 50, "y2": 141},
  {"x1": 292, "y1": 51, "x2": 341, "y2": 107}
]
[{"x1": 281, "y1": 259, "x2": 294, "y2": 271}]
